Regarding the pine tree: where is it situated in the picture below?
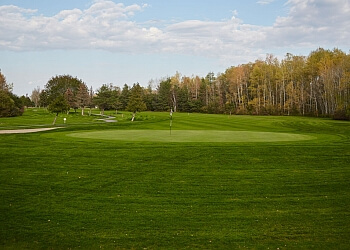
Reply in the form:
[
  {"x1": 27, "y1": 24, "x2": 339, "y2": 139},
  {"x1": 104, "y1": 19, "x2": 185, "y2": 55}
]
[{"x1": 127, "y1": 83, "x2": 146, "y2": 121}]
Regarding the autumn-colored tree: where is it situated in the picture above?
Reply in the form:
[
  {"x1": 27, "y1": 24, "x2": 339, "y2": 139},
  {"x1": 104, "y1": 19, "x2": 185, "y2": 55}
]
[
  {"x1": 64, "y1": 88, "x2": 77, "y2": 113},
  {"x1": 0, "y1": 70, "x2": 10, "y2": 92},
  {"x1": 44, "y1": 75, "x2": 84, "y2": 106},
  {"x1": 76, "y1": 83, "x2": 90, "y2": 115},
  {"x1": 29, "y1": 47, "x2": 350, "y2": 120}
]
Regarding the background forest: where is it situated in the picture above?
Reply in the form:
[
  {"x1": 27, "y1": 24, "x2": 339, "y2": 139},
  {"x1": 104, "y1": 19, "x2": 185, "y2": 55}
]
[{"x1": 1, "y1": 48, "x2": 350, "y2": 120}]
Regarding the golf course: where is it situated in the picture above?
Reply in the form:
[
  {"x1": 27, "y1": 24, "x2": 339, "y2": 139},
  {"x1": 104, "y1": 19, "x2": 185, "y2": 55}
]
[{"x1": 0, "y1": 109, "x2": 349, "y2": 249}]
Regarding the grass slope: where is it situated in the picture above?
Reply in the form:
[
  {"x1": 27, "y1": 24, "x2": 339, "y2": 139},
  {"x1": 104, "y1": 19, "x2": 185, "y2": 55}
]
[{"x1": 0, "y1": 109, "x2": 349, "y2": 249}]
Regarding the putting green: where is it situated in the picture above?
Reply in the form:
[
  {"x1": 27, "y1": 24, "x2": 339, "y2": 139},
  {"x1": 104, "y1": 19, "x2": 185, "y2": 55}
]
[{"x1": 68, "y1": 130, "x2": 315, "y2": 142}]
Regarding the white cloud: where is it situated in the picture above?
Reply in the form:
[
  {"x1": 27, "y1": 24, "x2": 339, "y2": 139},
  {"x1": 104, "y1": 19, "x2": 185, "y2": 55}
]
[
  {"x1": 0, "y1": 1, "x2": 156, "y2": 52},
  {"x1": 0, "y1": 4, "x2": 37, "y2": 14},
  {"x1": 271, "y1": 0, "x2": 350, "y2": 48},
  {"x1": 0, "y1": 0, "x2": 349, "y2": 64},
  {"x1": 231, "y1": 10, "x2": 239, "y2": 19},
  {"x1": 163, "y1": 18, "x2": 265, "y2": 60},
  {"x1": 257, "y1": 0, "x2": 276, "y2": 5}
]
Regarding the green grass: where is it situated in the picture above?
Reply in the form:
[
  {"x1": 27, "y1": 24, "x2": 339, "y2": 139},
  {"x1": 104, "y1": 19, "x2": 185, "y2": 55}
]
[
  {"x1": 0, "y1": 109, "x2": 349, "y2": 249},
  {"x1": 69, "y1": 130, "x2": 315, "y2": 142}
]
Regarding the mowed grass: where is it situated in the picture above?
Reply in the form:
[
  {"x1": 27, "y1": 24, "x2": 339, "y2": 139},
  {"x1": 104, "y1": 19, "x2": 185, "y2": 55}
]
[
  {"x1": 0, "y1": 109, "x2": 349, "y2": 249},
  {"x1": 69, "y1": 130, "x2": 315, "y2": 142}
]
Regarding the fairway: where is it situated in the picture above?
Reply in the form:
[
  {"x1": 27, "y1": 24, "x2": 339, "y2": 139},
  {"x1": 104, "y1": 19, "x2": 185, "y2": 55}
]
[
  {"x1": 69, "y1": 129, "x2": 315, "y2": 142},
  {"x1": 1, "y1": 110, "x2": 349, "y2": 249}
]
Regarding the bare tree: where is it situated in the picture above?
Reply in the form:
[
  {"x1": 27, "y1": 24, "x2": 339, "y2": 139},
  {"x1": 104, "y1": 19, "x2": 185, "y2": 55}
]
[{"x1": 31, "y1": 87, "x2": 41, "y2": 107}]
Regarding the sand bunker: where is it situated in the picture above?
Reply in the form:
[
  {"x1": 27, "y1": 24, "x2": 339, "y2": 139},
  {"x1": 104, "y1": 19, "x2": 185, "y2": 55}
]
[{"x1": 0, "y1": 128, "x2": 60, "y2": 134}]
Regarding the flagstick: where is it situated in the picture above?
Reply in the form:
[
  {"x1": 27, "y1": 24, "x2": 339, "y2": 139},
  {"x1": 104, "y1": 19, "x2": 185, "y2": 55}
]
[{"x1": 170, "y1": 109, "x2": 173, "y2": 135}]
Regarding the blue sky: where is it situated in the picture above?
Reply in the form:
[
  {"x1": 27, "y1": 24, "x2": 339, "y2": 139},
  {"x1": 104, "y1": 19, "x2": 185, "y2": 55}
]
[{"x1": 0, "y1": 0, "x2": 349, "y2": 96}]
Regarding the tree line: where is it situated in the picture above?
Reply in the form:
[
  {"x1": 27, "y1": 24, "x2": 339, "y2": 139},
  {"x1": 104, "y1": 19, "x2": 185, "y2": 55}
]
[
  {"x1": 1, "y1": 48, "x2": 349, "y2": 120},
  {"x1": 139, "y1": 48, "x2": 348, "y2": 120},
  {"x1": 87, "y1": 48, "x2": 349, "y2": 120}
]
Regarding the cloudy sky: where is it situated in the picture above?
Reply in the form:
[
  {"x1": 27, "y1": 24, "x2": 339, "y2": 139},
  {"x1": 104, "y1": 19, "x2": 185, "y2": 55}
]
[{"x1": 0, "y1": 0, "x2": 349, "y2": 96}]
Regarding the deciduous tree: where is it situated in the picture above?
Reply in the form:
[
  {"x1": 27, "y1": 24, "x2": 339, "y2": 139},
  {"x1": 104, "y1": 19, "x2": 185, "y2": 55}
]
[
  {"x1": 48, "y1": 96, "x2": 70, "y2": 125},
  {"x1": 75, "y1": 83, "x2": 90, "y2": 116},
  {"x1": 44, "y1": 75, "x2": 84, "y2": 105},
  {"x1": 31, "y1": 87, "x2": 41, "y2": 107},
  {"x1": 0, "y1": 71, "x2": 23, "y2": 117}
]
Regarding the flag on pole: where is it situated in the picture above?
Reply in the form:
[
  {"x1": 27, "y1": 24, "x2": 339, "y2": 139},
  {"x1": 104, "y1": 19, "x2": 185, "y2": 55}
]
[{"x1": 170, "y1": 108, "x2": 173, "y2": 135}]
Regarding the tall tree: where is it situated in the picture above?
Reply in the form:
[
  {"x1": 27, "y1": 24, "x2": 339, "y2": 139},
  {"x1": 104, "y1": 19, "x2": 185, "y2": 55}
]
[
  {"x1": 64, "y1": 88, "x2": 77, "y2": 113},
  {"x1": 93, "y1": 84, "x2": 117, "y2": 115},
  {"x1": 76, "y1": 83, "x2": 90, "y2": 115},
  {"x1": 0, "y1": 70, "x2": 10, "y2": 92},
  {"x1": 20, "y1": 95, "x2": 34, "y2": 107},
  {"x1": 127, "y1": 83, "x2": 147, "y2": 121},
  {"x1": 48, "y1": 96, "x2": 70, "y2": 125},
  {"x1": 39, "y1": 90, "x2": 49, "y2": 108},
  {"x1": 0, "y1": 91, "x2": 22, "y2": 117},
  {"x1": 170, "y1": 72, "x2": 181, "y2": 112},
  {"x1": 0, "y1": 70, "x2": 23, "y2": 117},
  {"x1": 31, "y1": 87, "x2": 41, "y2": 107},
  {"x1": 156, "y1": 78, "x2": 172, "y2": 111},
  {"x1": 88, "y1": 86, "x2": 94, "y2": 115},
  {"x1": 119, "y1": 84, "x2": 130, "y2": 110},
  {"x1": 143, "y1": 83, "x2": 155, "y2": 111},
  {"x1": 44, "y1": 75, "x2": 84, "y2": 105}
]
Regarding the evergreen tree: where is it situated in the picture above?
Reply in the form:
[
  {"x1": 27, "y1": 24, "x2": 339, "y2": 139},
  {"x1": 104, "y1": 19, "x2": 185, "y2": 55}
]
[
  {"x1": 93, "y1": 84, "x2": 115, "y2": 115},
  {"x1": 156, "y1": 78, "x2": 172, "y2": 111},
  {"x1": 119, "y1": 84, "x2": 130, "y2": 110},
  {"x1": 127, "y1": 83, "x2": 147, "y2": 121}
]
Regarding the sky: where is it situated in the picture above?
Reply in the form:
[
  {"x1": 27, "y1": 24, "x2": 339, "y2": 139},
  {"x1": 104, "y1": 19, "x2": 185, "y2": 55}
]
[{"x1": 0, "y1": 0, "x2": 349, "y2": 96}]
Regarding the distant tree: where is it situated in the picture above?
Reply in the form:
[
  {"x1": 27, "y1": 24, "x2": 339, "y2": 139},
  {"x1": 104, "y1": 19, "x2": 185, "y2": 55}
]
[
  {"x1": 39, "y1": 90, "x2": 49, "y2": 108},
  {"x1": 0, "y1": 70, "x2": 10, "y2": 91},
  {"x1": 143, "y1": 83, "x2": 155, "y2": 111},
  {"x1": 31, "y1": 87, "x2": 41, "y2": 107},
  {"x1": 88, "y1": 86, "x2": 94, "y2": 115},
  {"x1": 93, "y1": 84, "x2": 118, "y2": 115},
  {"x1": 0, "y1": 70, "x2": 23, "y2": 117},
  {"x1": 155, "y1": 78, "x2": 172, "y2": 111},
  {"x1": 119, "y1": 84, "x2": 130, "y2": 110},
  {"x1": 20, "y1": 95, "x2": 34, "y2": 107},
  {"x1": 48, "y1": 96, "x2": 70, "y2": 125},
  {"x1": 64, "y1": 88, "x2": 78, "y2": 112},
  {"x1": 44, "y1": 75, "x2": 84, "y2": 105},
  {"x1": 127, "y1": 83, "x2": 147, "y2": 121},
  {"x1": 76, "y1": 83, "x2": 90, "y2": 115},
  {"x1": 0, "y1": 91, "x2": 19, "y2": 117},
  {"x1": 177, "y1": 85, "x2": 190, "y2": 112},
  {"x1": 170, "y1": 72, "x2": 181, "y2": 112},
  {"x1": 111, "y1": 87, "x2": 122, "y2": 114}
]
